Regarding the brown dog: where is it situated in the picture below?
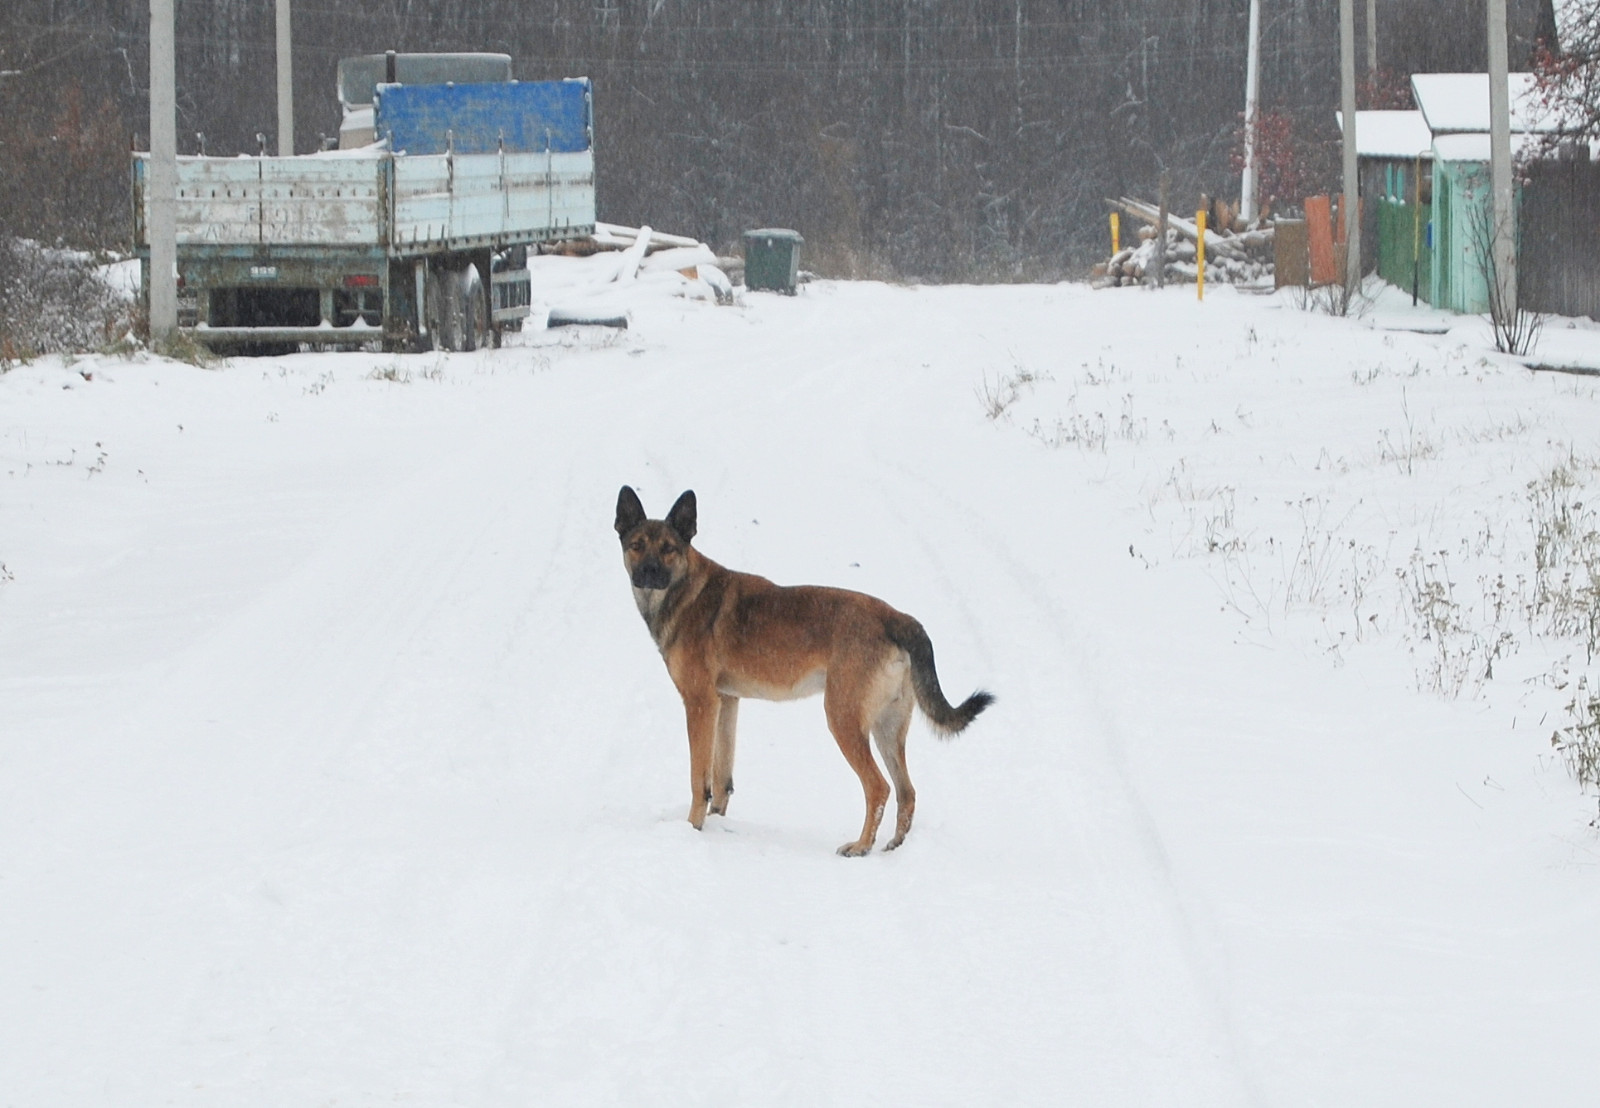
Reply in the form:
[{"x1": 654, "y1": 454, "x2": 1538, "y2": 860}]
[{"x1": 615, "y1": 486, "x2": 992, "y2": 855}]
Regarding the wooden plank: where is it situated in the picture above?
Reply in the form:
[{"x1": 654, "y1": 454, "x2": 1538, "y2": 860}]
[
  {"x1": 391, "y1": 150, "x2": 595, "y2": 249},
  {"x1": 162, "y1": 155, "x2": 384, "y2": 246},
  {"x1": 1275, "y1": 219, "x2": 1309, "y2": 288},
  {"x1": 1306, "y1": 195, "x2": 1338, "y2": 285},
  {"x1": 142, "y1": 146, "x2": 595, "y2": 255},
  {"x1": 593, "y1": 223, "x2": 702, "y2": 250}
]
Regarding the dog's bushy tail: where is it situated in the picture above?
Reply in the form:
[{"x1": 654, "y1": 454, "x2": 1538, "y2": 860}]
[{"x1": 885, "y1": 615, "x2": 994, "y2": 737}]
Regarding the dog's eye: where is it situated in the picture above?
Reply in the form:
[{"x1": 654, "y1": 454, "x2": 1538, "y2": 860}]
[
  {"x1": 661, "y1": 544, "x2": 677, "y2": 556},
  {"x1": 629, "y1": 540, "x2": 645, "y2": 552}
]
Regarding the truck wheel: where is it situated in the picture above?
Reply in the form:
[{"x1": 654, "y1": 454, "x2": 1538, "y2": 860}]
[
  {"x1": 459, "y1": 266, "x2": 489, "y2": 352},
  {"x1": 423, "y1": 266, "x2": 453, "y2": 352}
]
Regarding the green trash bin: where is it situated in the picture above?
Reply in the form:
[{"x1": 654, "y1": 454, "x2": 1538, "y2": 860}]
[{"x1": 742, "y1": 228, "x2": 804, "y2": 294}]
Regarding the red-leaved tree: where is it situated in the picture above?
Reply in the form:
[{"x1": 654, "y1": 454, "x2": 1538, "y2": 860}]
[
  {"x1": 1232, "y1": 110, "x2": 1319, "y2": 213},
  {"x1": 1533, "y1": 8, "x2": 1600, "y2": 146}
]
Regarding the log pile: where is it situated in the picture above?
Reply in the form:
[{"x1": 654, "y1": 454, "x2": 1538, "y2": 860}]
[
  {"x1": 545, "y1": 221, "x2": 737, "y2": 305},
  {"x1": 545, "y1": 222, "x2": 702, "y2": 257},
  {"x1": 1095, "y1": 197, "x2": 1275, "y2": 288}
]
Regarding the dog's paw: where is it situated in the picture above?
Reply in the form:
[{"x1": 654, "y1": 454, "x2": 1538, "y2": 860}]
[{"x1": 835, "y1": 841, "x2": 873, "y2": 857}]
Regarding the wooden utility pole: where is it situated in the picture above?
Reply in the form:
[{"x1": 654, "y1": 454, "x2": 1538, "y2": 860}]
[
  {"x1": 148, "y1": 0, "x2": 177, "y2": 343},
  {"x1": 1487, "y1": 0, "x2": 1517, "y2": 317},
  {"x1": 1340, "y1": 0, "x2": 1361, "y2": 293},
  {"x1": 276, "y1": 0, "x2": 294, "y2": 155}
]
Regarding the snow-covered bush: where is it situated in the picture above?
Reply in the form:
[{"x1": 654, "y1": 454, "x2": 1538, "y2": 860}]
[
  {"x1": 0, "y1": 238, "x2": 132, "y2": 364},
  {"x1": 1525, "y1": 455, "x2": 1600, "y2": 789}
]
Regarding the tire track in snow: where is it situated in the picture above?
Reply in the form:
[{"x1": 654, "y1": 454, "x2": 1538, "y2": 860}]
[{"x1": 877, "y1": 455, "x2": 1265, "y2": 1106}]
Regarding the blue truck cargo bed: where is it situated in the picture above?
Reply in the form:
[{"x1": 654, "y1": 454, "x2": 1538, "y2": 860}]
[{"x1": 375, "y1": 79, "x2": 592, "y2": 155}]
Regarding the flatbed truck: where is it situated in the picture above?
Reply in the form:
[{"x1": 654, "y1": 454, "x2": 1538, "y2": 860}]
[{"x1": 134, "y1": 53, "x2": 596, "y2": 353}]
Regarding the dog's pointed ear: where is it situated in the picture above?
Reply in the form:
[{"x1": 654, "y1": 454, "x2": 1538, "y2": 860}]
[
  {"x1": 615, "y1": 485, "x2": 646, "y2": 536},
  {"x1": 666, "y1": 489, "x2": 697, "y2": 543}
]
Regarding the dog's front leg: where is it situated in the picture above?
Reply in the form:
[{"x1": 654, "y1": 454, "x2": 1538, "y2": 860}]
[{"x1": 681, "y1": 692, "x2": 720, "y2": 829}]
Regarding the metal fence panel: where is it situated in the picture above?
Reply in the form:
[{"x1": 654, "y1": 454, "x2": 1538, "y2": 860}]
[{"x1": 1522, "y1": 159, "x2": 1600, "y2": 321}]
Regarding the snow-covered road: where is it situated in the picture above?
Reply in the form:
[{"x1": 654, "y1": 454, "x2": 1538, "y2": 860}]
[{"x1": 4, "y1": 280, "x2": 1598, "y2": 1104}]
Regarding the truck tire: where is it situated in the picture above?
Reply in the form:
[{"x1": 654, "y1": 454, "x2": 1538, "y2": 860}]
[
  {"x1": 423, "y1": 263, "x2": 486, "y2": 352},
  {"x1": 459, "y1": 266, "x2": 489, "y2": 352},
  {"x1": 422, "y1": 265, "x2": 453, "y2": 352}
]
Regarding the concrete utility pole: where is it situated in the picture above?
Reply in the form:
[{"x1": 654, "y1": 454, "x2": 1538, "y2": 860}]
[
  {"x1": 1240, "y1": 0, "x2": 1262, "y2": 223},
  {"x1": 276, "y1": 0, "x2": 293, "y2": 155},
  {"x1": 1487, "y1": 0, "x2": 1517, "y2": 317},
  {"x1": 148, "y1": 0, "x2": 177, "y2": 344},
  {"x1": 1340, "y1": 0, "x2": 1361, "y2": 293}
]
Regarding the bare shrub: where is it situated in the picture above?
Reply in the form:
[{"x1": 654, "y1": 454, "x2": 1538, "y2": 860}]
[
  {"x1": 976, "y1": 361, "x2": 1047, "y2": 422},
  {"x1": 0, "y1": 239, "x2": 132, "y2": 361},
  {"x1": 1526, "y1": 455, "x2": 1600, "y2": 789},
  {"x1": 1396, "y1": 547, "x2": 1517, "y2": 699},
  {"x1": 1553, "y1": 677, "x2": 1600, "y2": 792},
  {"x1": 1528, "y1": 456, "x2": 1600, "y2": 655},
  {"x1": 1467, "y1": 197, "x2": 1542, "y2": 356}
]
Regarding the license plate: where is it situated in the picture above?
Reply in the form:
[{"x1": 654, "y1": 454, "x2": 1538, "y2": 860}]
[{"x1": 249, "y1": 265, "x2": 279, "y2": 280}]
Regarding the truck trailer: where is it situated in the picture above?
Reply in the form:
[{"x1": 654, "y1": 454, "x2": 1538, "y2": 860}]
[{"x1": 134, "y1": 53, "x2": 596, "y2": 353}]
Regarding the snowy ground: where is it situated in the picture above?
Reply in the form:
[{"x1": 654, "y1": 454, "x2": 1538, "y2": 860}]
[{"x1": 3, "y1": 275, "x2": 1600, "y2": 1105}]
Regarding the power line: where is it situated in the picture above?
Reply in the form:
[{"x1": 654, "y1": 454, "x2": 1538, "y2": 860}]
[{"x1": 8, "y1": 24, "x2": 1333, "y2": 75}]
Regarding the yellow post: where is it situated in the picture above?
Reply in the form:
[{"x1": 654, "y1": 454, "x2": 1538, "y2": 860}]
[
  {"x1": 1110, "y1": 211, "x2": 1121, "y2": 255},
  {"x1": 1196, "y1": 210, "x2": 1207, "y2": 300}
]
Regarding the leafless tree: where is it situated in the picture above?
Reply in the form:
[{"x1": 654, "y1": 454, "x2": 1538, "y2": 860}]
[{"x1": 0, "y1": 0, "x2": 1559, "y2": 286}]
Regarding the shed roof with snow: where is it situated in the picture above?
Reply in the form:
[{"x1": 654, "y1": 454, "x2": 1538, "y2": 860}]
[
  {"x1": 1430, "y1": 131, "x2": 1549, "y2": 162},
  {"x1": 1334, "y1": 110, "x2": 1434, "y2": 158},
  {"x1": 1408, "y1": 72, "x2": 1555, "y2": 135}
]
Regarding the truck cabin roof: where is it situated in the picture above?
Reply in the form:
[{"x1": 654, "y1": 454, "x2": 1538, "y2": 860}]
[{"x1": 337, "y1": 53, "x2": 512, "y2": 111}]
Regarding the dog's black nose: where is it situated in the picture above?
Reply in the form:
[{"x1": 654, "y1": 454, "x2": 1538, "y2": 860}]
[{"x1": 632, "y1": 560, "x2": 671, "y2": 590}]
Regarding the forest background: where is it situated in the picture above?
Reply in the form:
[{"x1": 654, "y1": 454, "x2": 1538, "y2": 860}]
[{"x1": 0, "y1": 0, "x2": 1561, "y2": 282}]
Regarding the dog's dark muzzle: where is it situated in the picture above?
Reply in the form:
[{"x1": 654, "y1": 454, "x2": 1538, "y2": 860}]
[{"x1": 631, "y1": 559, "x2": 672, "y2": 590}]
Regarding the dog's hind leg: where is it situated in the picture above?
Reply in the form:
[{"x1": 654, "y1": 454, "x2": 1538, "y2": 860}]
[
  {"x1": 873, "y1": 678, "x2": 917, "y2": 850},
  {"x1": 709, "y1": 694, "x2": 739, "y2": 816},
  {"x1": 826, "y1": 680, "x2": 890, "y2": 857}
]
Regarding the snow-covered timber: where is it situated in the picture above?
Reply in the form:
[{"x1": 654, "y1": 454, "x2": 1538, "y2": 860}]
[
  {"x1": 1098, "y1": 196, "x2": 1276, "y2": 287},
  {"x1": 1107, "y1": 197, "x2": 1252, "y2": 262}
]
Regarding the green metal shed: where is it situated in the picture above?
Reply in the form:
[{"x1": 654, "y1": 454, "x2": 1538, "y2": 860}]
[
  {"x1": 1428, "y1": 140, "x2": 1499, "y2": 314},
  {"x1": 1409, "y1": 73, "x2": 1555, "y2": 313}
]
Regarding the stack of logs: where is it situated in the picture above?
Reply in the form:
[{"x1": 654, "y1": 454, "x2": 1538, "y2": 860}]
[{"x1": 1096, "y1": 197, "x2": 1275, "y2": 288}]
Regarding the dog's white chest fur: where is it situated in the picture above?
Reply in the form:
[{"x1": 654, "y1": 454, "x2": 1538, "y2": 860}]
[
  {"x1": 632, "y1": 586, "x2": 666, "y2": 624},
  {"x1": 716, "y1": 668, "x2": 827, "y2": 701}
]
